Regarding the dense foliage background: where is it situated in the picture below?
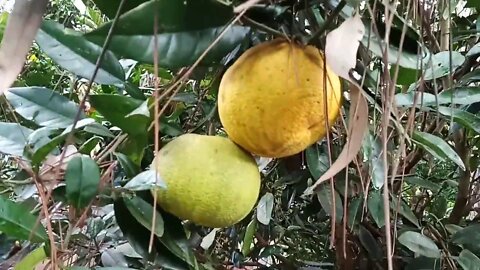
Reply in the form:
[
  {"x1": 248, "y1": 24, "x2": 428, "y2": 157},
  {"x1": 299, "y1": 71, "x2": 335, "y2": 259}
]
[{"x1": 0, "y1": 0, "x2": 480, "y2": 269}]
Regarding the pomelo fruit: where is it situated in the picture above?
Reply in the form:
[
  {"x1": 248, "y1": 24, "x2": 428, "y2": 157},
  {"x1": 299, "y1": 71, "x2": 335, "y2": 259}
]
[
  {"x1": 218, "y1": 39, "x2": 343, "y2": 158},
  {"x1": 151, "y1": 134, "x2": 261, "y2": 228}
]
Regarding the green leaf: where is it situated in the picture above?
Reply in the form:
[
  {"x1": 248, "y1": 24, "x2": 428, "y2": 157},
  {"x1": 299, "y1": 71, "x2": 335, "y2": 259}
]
[
  {"x1": 465, "y1": 0, "x2": 480, "y2": 10},
  {"x1": 395, "y1": 87, "x2": 480, "y2": 107},
  {"x1": 423, "y1": 51, "x2": 465, "y2": 80},
  {"x1": 114, "y1": 152, "x2": 140, "y2": 178},
  {"x1": 367, "y1": 190, "x2": 385, "y2": 228},
  {"x1": 457, "y1": 249, "x2": 480, "y2": 270},
  {"x1": 358, "y1": 225, "x2": 382, "y2": 261},
  {"x1": 390, "y1": 196, "x2": 419, "y2": 228},
  {"x1": 124, "y1": 170, "x2": 167, "y2": 191},
  {"x1": 124, "y1": 195, "x2": 164, "y2": 237},
  {"x1": 85, "y1": 0, "x2": 249, "y2": 68},
  {"x1": 87, "y1": 26, "x2": 250, "y2": 68},
  {"x1": 89, "y1": 94, "x2": 150, "y2": 136},
  {"x1": 124, "y1": 82, "x2": 147, "y2": 100},
  {"x1": 36, "y1": 20, "x2": 125, "y2": 85},
  {"x1": 412, "y1": 131, "x2": 465, "y2": 170},
  {"x1": 5, "y1": 87, "x2": 84, "y2": 128},
  {"x1": 466, "y1": 43, "x2": 480, "y2": 57},
  {"x1": 437, "y1": 106, "x2": 480, "y2": 134},
  {"x1": 363, "y1": 133, "x2": 385, "y2": 189},
  {"x1": 347, "y1": 196, "x2": 363, "y2": 228},
  {"x1": 256, "y1": 192, "x2": 274, "y2": 225},
  {"x1": 404, "y1": 176, "x2": 441, "y2": 192},
  {"x1": 362, "y1": 29, "x2": 429, "y2": 70},
  {"x1": 113, "y1": 199, "x2": 191, "y2": 269},
  {"x1": 452, "y1": 224, "x2": 480, "y2": 247},
  {"x1": 316, "y1": 183, "x2": 343, "y2": 222},
  {"x1": 242, "y1": 219, "x2": 257, "y2": 256},
  {"x1": 0, "y1": 122, "x2": 32, "y2": 156},
  {"x1": 14, "y1": 245, "x2": 47, "y2": 270},
  {"x1": 438, "y1": 87, "x2": 480, "y2": 105},
  {"x1": 306, "y1": 143, "x2": 329, "y2": 179},
  {"x1": 79, "y1": 136, "x2": 103, "y2": 154},
  {"x1": 391, "y1": 66, "x2": 419, "y2": 85},
  {"x1": 92, "y1": 0, "x2": 147, "y2": 18},
  {"x1": 91, "y1": 0, "x2": 234, "y2": 35},
  {"x1": 395, "y1": 91, "x2": 438, "y2": 107},
  {"x1": 83, "y1": 122, "x2": 115, "y2": 138},
  {"x1": 65, "y1": 155, "x2": 101, "y2": 209},
  {"x1": 0, "y1": 196, "x2": 48, "y2": 242},
  {"x1": 398, "y1": 231, "x2": 441, "y2": 258}
]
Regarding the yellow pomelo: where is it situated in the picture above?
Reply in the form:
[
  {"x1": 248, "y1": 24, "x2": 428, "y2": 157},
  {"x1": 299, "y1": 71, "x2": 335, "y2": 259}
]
[
  {"x1": 218, "y1": 39, "x2": 343, "y2": 158},
  {"x1": 151, "y1": 134, "x2": 261, "y2": 228}
]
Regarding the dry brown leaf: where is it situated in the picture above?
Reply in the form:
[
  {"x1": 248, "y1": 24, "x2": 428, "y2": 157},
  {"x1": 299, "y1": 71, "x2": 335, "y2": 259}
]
[
  {"x1": 0, "y1": 0, "x2": 48, "y2": 94},
  {"x1": 325, "y1": 13, "x2": 365, "y2": 82},
  {"x1": 305, "y1": 84, "x2": 368, "y2": 195},
  {"x1": 302, "y1": 13, "x2": 369, "y2": 196}
]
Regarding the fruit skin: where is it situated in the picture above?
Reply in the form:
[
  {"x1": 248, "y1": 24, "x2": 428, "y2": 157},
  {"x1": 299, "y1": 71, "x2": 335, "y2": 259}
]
[
  {"x1": 218, "y1": 39, "x2": 343, "y2": 158},
  {"x1": 151, "y1": 134, "x2": 261, "y2": 228}
]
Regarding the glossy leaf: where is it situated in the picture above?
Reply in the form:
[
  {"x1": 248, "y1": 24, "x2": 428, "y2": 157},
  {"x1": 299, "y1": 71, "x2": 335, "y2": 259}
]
[
  {"x1": 114, "y1": 152, "x2": 140, "y2": 179},
  {"x1": 85, "y1": 0, "x2": 248, "y2": 67},
  {"x1": 124, "y1": 195, "x2": 164, "y2": 237},
  {"x1": 363, "y1": 133, "x2": 385, "y2": 189},
  {"x1": 457, "y1": 249, "x2": 480, "y2": 270},
  {"x1": 242, "y1": 219, "x2": 257, "y2": 256},
  {"x1": 113, "y1": 199, "x2": 191, "y2": 268},
  {"x1": 316, "y1": 183, "x2": 343, "y2": 222},
  {"x1": 0, "y1": 122, "x2": 32, "y2": 157},
  {"x1": 412, "y1": 131, "x2": 465, "y2": 170},
  {"x1": 452, "y1": 224, "x2": 480, "y2": 247},
  {"x1": 404, "y1": 176, "x2": 441, "y2": 192},
  {"x1": 91, "y1": 0, "x2": 234, "y2": 35},
  {"x1": 257, "y1": 192, "x2": 274, "y2": 225},
  {"x1": 398, "y1": 231, "x2": 441, "y2": 258},
  {"x1": 0, "y1": 196, "x2": 48, "y2": 242},
  {"x1": 423, "y1": 51, "x2": 465, "y2": 80},
  {"x1": 347, "y1": 196, "x2": 363, "y2": 228},
  {"x1": 362, "y1": 30, "x2": 429, "y2": 70},
  {"x1": 437, "y1": 106, "x2": 480, "y2": 134},
  {"x1": 87, "y1": 26, "x2": 250, "y2": 68},
  {"x1": 13, "y1": 245, "x2": 47, "y2": 270},
  {"x1": 124, "y1": 170, "x2": 167, "y2": 191},
  {"x1": 367, "y1": 190, "x2": 385, "y2": 228},
  {"x1": 358, "y1": 225, "x2": 382, "y2": 261},
  {"x1": 306, "y1": 143, "x2": 329, "y2": 179},
  {"x1": 65, "y1": 155, "x2": 101, "y2": 209},
  {"x1": 396, "y1": 87, "x2": 480, "y2": 107},
  {"x1": 390, "y1": 196, "x2": 419, "y2": 228},
  {"x1": 5, "y1": 87, "x2": 84, "y2": 128},
  {"x1": 467, "y1": 43, "x2": 480, "y2": 56},
  {"x1": 439, "y1": 87, "x2": 480, "y2": 104},
  {"x1": 89, "y1": 94, "x2": 150, "y2": 136},
  {"x1": 36, "y1": 20, "x2": 125, "y2": 85}
]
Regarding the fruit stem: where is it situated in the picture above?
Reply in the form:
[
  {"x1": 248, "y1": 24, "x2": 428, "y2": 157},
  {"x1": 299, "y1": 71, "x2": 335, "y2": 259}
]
[{"x1": 241, "y1": 16, "x2": 289, "y2": 39}]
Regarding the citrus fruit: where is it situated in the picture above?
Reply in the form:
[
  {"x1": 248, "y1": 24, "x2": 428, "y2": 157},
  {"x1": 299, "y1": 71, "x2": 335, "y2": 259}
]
[
  {"x1": 151, "y1": 134, "x2": 261, "y2": 228},
  {"x1": 218, "y1": 39, "x2": 343, "y2": 158}
]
